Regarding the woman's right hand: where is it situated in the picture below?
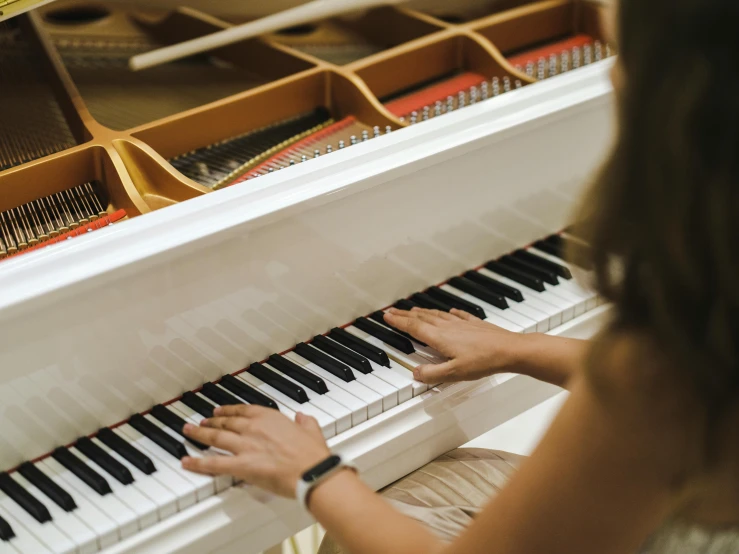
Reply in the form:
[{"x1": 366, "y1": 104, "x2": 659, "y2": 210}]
[{"x1": 383, "y1": 307, "x2": 526, "y2": 384}]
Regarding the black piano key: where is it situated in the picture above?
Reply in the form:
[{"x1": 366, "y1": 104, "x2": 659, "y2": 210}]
[
  {"x1": 368, "y1": 310, "x2": 428, "y2": 347},
  {"x1": 267, "y1": 355, "x2": 329, "y2": 394},
  {"x1": 200, "y1": 383, "x2": 245, "y2": 407},
  {"x1": 181, "y1": 391, "x2": 215, "y2": 418},
  {"x1": 410, "y1": 292, "x2": 452, "y2": 312},
  {"x1": 75, "y1": 437, "x2": 134, "y2": 485},
  {"x1": 500, "y1": 255, "x2": 559, "y2": 286},
  {"x1": 533, "y1": 239, "x2": 562, "y2": 258},
  {"x1": 328, "y1": 328, "x2": 391, "y2": 367},
  {"x1": 220, "y1": 374, "x2": 280, "y2": 409},
  {"x1": 18, "y1": 462, "x2": 77, "y2": 512},
  {"x1": 0, "y1": 514, "x2": 14, "y2": 541},
  {"x1": 426, "y1": 287, "x2": 487, "y2": 319},
  {"x1": 0, "y1": 473, "x2": 51, "y2": 524},
  {"x1": 393, "y1": 298, "x2": 418, "y2": 311},
  {"x1": 248, "y1": 363, "x2": 309, "y2": 403},
  {"x1": 484, "y1": 260, "x2": 545, "y2": 292},
  {"x1": 151, "y1": 405, "x2": 209, "y2": 449},
  {"x1": 464, "y1": 271, "x2": 524, "y2": 302},
  {"x1": 513, "y1": 250, "x2": 572, "y2": 279},
  {"x1": 448, "y1": 277, "x2": 509, "y2": 309},
  {"x1": 543, "y1": 235, "x2": 565, "y2": 257},
  {"x1": 52, "y1": 447, "x2": 112, "y2": 496},
  {"x1": 97, "y1": 428, "x2": 156, "y2": 475},
  {"x1": 128, "y1": 414, "x2": 187, "y2": 461},
  {"x1": 312, "y1": 335, "x2": 373, "y2": 375},
  {"x1": 294, "y1": 343, "x2": 356, "y2": 382},
  {"x1": 353, "y1": 317, "x2": 415, "y2": 355}
]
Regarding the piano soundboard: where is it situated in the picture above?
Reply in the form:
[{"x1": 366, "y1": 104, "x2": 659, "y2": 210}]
[{"x1": 0, "y1": 0, "x2": 611, "y2": 258}]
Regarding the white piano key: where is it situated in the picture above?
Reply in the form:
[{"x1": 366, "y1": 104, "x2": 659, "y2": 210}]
[
  {"x1": 478, "y1": 268, "x2": 571, "y2": 324},
  {"x1": 285, "y1": 352, "x2": 382, "y2": 420},
  {"x1": 369, "y1": 318, "x2": 446, "y2": 365},
  {"x1": 305, "y1": 347, "x2": 400, "y2": 410},
  {"x1": 11, "y1": 472, "x2": 97, "y2": 554},
  {"x1": 0, "y1": 535, "x2": 18, "y2": 554},
  {"x1": 69, "y1": 446, "x2": 158, "y2": 531},
  {"x1": 38, "y1": 459, "x2": 118, "y2": 550},
  {"x1": 527, "y1": 247, "x2": 600, "y2": 311},
  {"x1": 141, "y1": 416, "x2": 216, "y2": 500},
  {"x1": 0, "y1": 501, "x2": 51, "y2": 553},
  {"x1": 321, "y1": 336, "x2": 421, "y2": 399},
  {"x1": 440, "y1": 284, "x2": 532, "y2": 333},
  {"x1": 344, "y1": 325, "x2": 426, "y2": 370},
  {"x1": 0, "y1": 489, "x2": 74, "y2": 554},
  {"x1": 114, "y1": 425, "x2": 199, "y2": 508},
  {"x1": 262, "y1": 362, "x2": 353, "y2": 432},
  {"x1": 167, "y1": 401, "x2": 234, "y2": 492},
  {"x1": 542, "y1": 281, "x2": 587, "y2": 317},
  {"x1": 235, "y1": 372, "x2": 339, "y2": 437},
  {"x1": 90, "y1": 437, "x2": 178, "y2": 519}
]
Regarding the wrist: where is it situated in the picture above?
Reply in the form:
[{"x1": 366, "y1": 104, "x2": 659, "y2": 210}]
[{"x1": 305, "y1": 467, "x2": 358, "y2": 511}]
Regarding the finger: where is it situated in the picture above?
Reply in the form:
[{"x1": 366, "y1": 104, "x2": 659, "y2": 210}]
[
  {"x1": 182, "y1": 455, "x2": 240, "y2": 476},
  {"x1": 414, "y1": 361, "x2": 460, "y2": 384},
  {"x1": 183, "y1": 423, "x2": 244, "y2": 453},
  {"x1": 295, "y1": 412, "x2": 324, "y2": 441},
  {"x1": 213, "y1": 404, "x2": 263, "y2": 418},
  {"x1": 384, "y1": 312, "x2": 438, "y2": 344},
  {"x1": 202, "y1": 416, "x2": 251, "y2": 434},
  {"x1": 450, "y1": 308, "x2": 481, "y2": 322}
]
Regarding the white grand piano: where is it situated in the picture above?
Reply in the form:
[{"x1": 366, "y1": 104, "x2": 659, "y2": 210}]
[{"x1": 0, "y1": 0, "x2": 615, "y2": 552}]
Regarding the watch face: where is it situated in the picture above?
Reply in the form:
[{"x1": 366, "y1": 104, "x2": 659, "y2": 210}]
[{"x1": 303, "y1": 455, "x2": 342, "y2": 483}]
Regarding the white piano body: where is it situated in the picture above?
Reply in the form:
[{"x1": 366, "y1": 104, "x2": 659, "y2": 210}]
[{"x1": 0, "y1": 59, "x2": 614, "y2": 553}]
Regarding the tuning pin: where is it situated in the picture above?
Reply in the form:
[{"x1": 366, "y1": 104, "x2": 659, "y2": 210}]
[
  {"x1": 326, "y1": 144, "x2": 333, "y2": 153},
  {"x1": 458, "y1": 90, "x2": 466, "y2": 108},
  {"x1": 538, "y1": 57, "x2": 546, "y2": 80},
  {"x1": 549, "y1": 54, "x2": 559, "y2": 77},
  {"x1": 422, "y1": 105, "x2": 430, "y2": 121},
  {"x1": 469, "y1": 86, "x2": 479, "y2": 104},
  {"x1": 605, "y1": 44, "x2": 612, "y2": 58},
  {"x1": 503, "y1": 76, "x2": 511, "y2": 92},
  {"x1": 526, "y1": 61, "x2": 535, "y2": 78},
  {"x1": 269, "y1": 167, "x2": 275, "y2": 173},
  {"x1": 583, "y1": 44, "x2": 593, "y2": 65},
  {"x1": 561, "y1": 50, "x2": 570, "y2": 73},
  {"x1": 385, "y1": 125, "x2": 392, "y2": 134},
  {"x1": 301, "y1": 155, "x2": 308, "y2": 162},
  {"x1": 492, "y1": 77, "x2": 500, "y2": 96},
  {"x1": 515, "y1": 64, "x2": 523, "y2": 74},
  {"x1": 435, "y1": 100, "x2": 443, "y2": 116},
  {"x1": 410, "y1": 114, "x2": 418, "y2": 125},
  {"x1": 515, "y1": 80, "x2": 522, "y2": 89},
  {"x1": 373, "y1": 125, "x2": 381, "y2": 138},
  {"x1": 290, "y1": 159, "x2": 296, "y2": 166},
  {"x1": 314, "y1": 149, "x2": 320, "y2": 158},
  {"x1": 339, "y1": 140, "x2": 345, "y2": 149},
  {"x1": 572, "y1": 47, "x2": 581, "y2": 69},
  {"x1": 399, "y1": 116, "x2": 406, "y2": 123},
  {"x1": 446, "y1": 95, "x2": 455, "y2": 112},
  {"x1": 480, "y1": 81, "x2": 489, "y2": 99},
  {"x1": 350, "y1": 135, "x2": 357, "y2": 145},
  {"x1": 362, "y1": 130, "x2": 369, "y2": 141},
  {"x1": 594, "y1": 41, "x2": 603, "y2": 61}
]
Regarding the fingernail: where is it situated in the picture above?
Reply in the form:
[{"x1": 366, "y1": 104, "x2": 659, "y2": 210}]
[
  {"x1": 413, "y1": 369, "x2": 421, "y2": 380},
  {"x1": 181, "y1": 456, "x2": 191, "y2": 467},
  {"x1": 387, "y1": 308, "x2": 398, "y2": 314},
  {"x1": 184, "y1": 423, "x2": 195, "y2": 433},
  {"x1": 213, "y1": 406, "x2": 223, "y2": 415}
]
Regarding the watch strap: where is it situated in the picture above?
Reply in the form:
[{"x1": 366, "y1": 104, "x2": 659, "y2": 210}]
[{"x1": 296, "y1": 454, "x2": 357, "y2": 511}]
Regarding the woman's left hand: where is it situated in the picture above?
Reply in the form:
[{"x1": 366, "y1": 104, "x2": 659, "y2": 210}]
[{"x1": 182, "y1": 405, "x2": 331, "y2": 498}]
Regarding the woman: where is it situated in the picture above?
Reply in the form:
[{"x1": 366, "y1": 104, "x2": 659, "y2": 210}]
[{"x1": 182, "y1": 0, "x2": 739, "y2": 551}]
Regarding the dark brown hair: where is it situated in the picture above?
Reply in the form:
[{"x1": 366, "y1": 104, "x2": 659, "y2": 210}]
[{"x1": 573, "y1": 0, "x2": 739, "y2": 452}]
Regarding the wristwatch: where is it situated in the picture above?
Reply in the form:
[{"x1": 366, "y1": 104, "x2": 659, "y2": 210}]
[{"x1": 296, "y1": 454, "x2": 358, "y2": 511}]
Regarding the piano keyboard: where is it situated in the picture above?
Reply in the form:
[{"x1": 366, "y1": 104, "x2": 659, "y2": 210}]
[
  {"x1": 0, "y1": 22, "x2": 77, "y2": 171},
  {"x1": 0, "y1": 231, "x2": 601, "y2": 553}
]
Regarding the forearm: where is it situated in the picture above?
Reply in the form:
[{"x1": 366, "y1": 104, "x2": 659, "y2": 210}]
[
  {"x1": 508, "y1": 333, "x2": 589, "y2": 389},
  {"x1": 310, "y1": 470, "x2": 445, "y2": 554}
]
